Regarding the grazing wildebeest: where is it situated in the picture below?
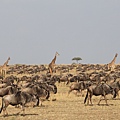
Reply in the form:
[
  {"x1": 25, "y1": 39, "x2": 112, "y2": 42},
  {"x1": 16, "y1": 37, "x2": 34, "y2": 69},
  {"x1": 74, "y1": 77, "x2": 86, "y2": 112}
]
[
  {"x1": 84, "y1": 83, "x2": 117, "y2": 105},
  {"x1": 0, "y1": 91, "x2": 37, "y2": 116}
]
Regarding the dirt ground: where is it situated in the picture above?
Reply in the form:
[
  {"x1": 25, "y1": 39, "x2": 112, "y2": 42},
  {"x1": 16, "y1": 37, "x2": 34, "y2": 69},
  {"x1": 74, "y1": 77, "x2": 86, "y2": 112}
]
[{"x1": 0, "y1": 82, "x2": 120, "y2": 120}]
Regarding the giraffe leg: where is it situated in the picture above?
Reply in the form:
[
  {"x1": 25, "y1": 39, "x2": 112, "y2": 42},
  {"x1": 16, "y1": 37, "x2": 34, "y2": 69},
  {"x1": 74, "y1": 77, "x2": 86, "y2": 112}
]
[
  {"x1": 0, "y1": 69, "x2": 3, "y2": 77},
  {"x1": 49, "y1": 67, "x2": 53, "y2": 75},
  {"x1": 4, "y1": 70, "x2": 6, "y2": 78},
  {"x1": 1, "y1": 70, "x2": 3, "y2": 78},
  {"x1": 2, "y1": 70, "x2": 6, "y2": 78}
]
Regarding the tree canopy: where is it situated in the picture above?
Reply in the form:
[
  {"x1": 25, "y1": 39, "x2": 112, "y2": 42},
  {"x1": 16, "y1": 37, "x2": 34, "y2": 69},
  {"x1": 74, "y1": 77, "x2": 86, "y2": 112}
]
[{"x1": 72, "y1": 57, "x2": 82, "y2": 63}]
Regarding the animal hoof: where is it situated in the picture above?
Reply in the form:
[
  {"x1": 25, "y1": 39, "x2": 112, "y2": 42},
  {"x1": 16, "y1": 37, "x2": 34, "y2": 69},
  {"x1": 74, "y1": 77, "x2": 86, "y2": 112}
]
[
  {"x1": 21, "y1": 114, "x2": 25, "y2": 116},
  {"x1": 33, "y1": 105, "x2": 37, "y2": 107},
  {"x1": 52, "y1": 98, "x2": 56, "y2": 101},
  {"x1": 3, "y1": 115, "x2": 6, "y2": 117},
  {"x1": 16, "y1": 112, "x2": 20, "y2": 115},
  {"x1": 90, "y1": 104, "x2": 93, "y2": 106}
]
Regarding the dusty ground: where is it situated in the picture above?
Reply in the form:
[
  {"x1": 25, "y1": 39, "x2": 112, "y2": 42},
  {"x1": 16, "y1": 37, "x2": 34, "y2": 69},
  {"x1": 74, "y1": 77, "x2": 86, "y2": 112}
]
[{"x1": 0, "y1": 83, "x2": 120, "y2": 120}]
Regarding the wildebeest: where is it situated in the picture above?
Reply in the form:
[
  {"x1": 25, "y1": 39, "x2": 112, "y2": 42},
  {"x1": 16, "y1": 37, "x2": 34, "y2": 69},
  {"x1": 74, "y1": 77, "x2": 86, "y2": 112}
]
[
  {"x1": 58, "y1": 74, "x2": 73, "y2": 85},
  {"x1": 0, "y1": 85, "x2": 18, "y2": 97},
  {"x1": 0, "y1": 91, "x2": 37, "y2": 116},
  {"x1": 35, "y1": 82, "x2": 57, "y2": 102},
  {"x1": 21, "y1": 84, "x2": 50, "y2": 106},
  {"x1": 66, "y1": 75, "x2": 80, "y2": 85},
  {"x1": 107, "y1": 81, "x2": 120, "y2": 98},
  {"x1": 43, "y1": 83, "x2": 57, "y2": 94},
  {"x1": 46, "y1": 83, "x2": 57, "y2": 101},
  {"x1": 68, "y1": 81, "x2": 92, "y2": 96},
  {"x1": 84, "y1": 83, "x2": 117, "y2": 105},
  {"x1": 0, "y1": 76, "x2": 16, "y2": 88}
]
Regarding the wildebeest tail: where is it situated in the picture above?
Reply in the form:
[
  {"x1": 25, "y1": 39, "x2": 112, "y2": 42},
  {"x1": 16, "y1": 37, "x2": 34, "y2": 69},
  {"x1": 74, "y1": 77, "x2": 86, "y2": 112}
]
[
  {"x1": 84, "y1": 90, "x2": 88, "y2": 104},
  {"x1": 0, "y1": 98, "x2": 4, "y2": 113}
]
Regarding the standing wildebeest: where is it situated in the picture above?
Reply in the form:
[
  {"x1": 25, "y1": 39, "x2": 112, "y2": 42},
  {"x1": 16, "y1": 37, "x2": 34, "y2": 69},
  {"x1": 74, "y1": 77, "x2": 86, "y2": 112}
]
[
  {"x1": 36, "y1": 82, "x2": 57, "y2": 101},
  {"x1": 84, "y1": 83, "x2": 116, "y2": 105},
  {"x1": 21, "y1": 84, "x2": 50, "y2": 106},
  {"x1": 107, "y1": 81, "x2": 120, "y2": 98},
  {"x1": 46, "y1": 83, "x2": 57, "y2": 101},
  {"x1": 44, "y1": 83, "x2": 57, "y2": 94},
  {"x1": 0, "y1": 91, "x2": 37, "y2": 116}
]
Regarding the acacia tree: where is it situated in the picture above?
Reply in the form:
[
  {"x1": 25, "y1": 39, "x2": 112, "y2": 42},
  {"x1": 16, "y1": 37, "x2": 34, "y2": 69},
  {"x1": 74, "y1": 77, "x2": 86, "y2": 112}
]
[{"x1": 72, "y1": 57, "x2": 82, "y2": 63}]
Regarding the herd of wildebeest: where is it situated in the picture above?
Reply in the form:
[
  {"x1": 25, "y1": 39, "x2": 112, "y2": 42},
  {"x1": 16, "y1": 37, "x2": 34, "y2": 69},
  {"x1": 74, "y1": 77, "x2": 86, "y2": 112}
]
[{"x1": 0, "y1": 63, "x2": 120, "y2": 117}]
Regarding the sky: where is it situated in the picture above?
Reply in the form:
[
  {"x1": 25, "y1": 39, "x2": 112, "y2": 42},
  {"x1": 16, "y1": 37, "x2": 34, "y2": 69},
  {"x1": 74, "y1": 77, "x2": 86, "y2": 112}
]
[{"x1": 0, "y1": 0, "x2": 120, "y2": 65}]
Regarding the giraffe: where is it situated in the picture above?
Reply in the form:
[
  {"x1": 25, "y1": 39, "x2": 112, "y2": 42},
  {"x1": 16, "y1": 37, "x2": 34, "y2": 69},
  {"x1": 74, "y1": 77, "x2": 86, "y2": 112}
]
[
  {"x1": 48, "y1": 52, "x2": 59, "y2": 75},
  {"x1": 107, "y1": 53, "x2": 118, "y2": 71},
  {"x1": 0, "y1": 57, "x2": 10, "y2": 78}
]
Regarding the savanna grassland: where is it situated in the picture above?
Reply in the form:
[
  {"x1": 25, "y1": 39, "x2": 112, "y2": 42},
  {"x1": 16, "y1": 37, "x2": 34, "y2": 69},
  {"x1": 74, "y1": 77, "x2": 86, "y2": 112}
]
[{"x1": 0, "y1": 64, "x2": 120, "y2": 120}]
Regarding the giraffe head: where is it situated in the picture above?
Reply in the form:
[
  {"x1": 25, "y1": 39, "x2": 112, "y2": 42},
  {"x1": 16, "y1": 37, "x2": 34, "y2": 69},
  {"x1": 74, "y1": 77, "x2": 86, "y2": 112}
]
[
  {"x1": 8, "y1": 57, "x2": 10, "y2": 60},
  {"x1": 56, "y1": 52, "x2": 60, "y2": 56},
  {"x1": 115, "y1": 53, "x2": 118, "y2": 58}
]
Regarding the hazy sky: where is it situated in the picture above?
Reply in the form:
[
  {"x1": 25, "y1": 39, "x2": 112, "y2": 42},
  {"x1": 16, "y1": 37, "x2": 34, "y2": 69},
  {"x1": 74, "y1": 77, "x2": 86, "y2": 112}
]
[{"x1": 0, "y1": 0, "x2": 120, "y2": 65}]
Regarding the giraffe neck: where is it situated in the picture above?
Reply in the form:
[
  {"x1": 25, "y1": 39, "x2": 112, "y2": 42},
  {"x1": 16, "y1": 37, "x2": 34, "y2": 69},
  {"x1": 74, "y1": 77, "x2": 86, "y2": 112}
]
[
  {"x1": 51, "y1": 55, "x2": 57, "y2": 64},
  {"x1": 3, "y1": 59, "x2": 10, "y2": 67},
  {"x1": 110, "y1": 56, "x2": 117, "y2": 64}
]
